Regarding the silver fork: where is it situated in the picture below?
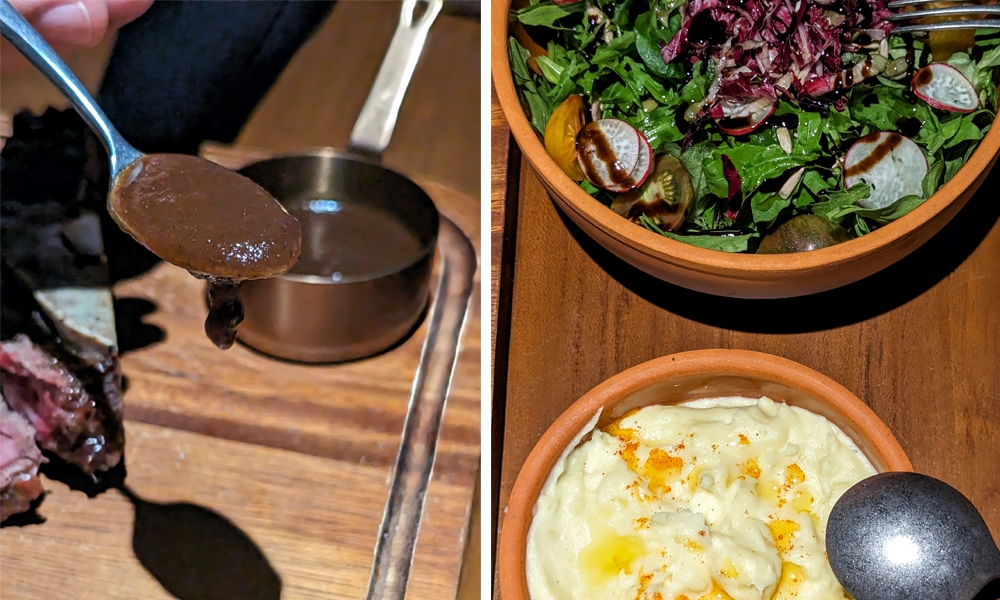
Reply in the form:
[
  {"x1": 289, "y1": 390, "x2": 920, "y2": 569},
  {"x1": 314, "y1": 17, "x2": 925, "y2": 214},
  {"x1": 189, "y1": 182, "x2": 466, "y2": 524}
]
[{"x1": 888, "y1": 0, "x2": 1000, "y2": 34}]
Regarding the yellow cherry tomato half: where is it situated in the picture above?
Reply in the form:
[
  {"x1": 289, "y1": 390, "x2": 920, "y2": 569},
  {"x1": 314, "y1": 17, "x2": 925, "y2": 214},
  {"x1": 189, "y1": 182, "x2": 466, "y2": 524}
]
[
  {"x1": 923, "y1": 2, "x2": 975, "y2": 61},
  {"x1": 544, "y1": 94, "x2": 586, "y2": 181}
]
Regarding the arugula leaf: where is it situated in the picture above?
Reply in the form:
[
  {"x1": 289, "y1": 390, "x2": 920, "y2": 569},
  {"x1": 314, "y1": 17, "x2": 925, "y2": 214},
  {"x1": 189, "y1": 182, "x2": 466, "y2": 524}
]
[
  {"x1": 923, "y1": 159, "x2": 944, "y2": 198},
  {"x1": 946, "y1": 52, "x2": 976, "y2": 83},
  {"x1": 622, "y1": 106, "x2": 684, "y2": 148},
  {"x1": 751, "y1": 192, "x2": 793, "y2": 229},
  {"x1": 535, "y1": 55, "x2": 564, "y2": 84},
  {"x1": 943, "y1": 155, "x2": 965, "y2": 185},
  {"x1": 854, "y1": 195, "x2": 927, "y2": 224},
  {"x1": 622, "y1": 57, "x2": 675, "y2": 104},
  {"x1": 716, "y1": 143, "x2": 817, "y2": 196},
  {"x1": 944, "y1": 114, "x2": 984, "y2": 149},
  {"x1": 509, "y1": 38, "x2": 554, "y2": 133},
  {"x1": 660, "y1": 142, "x2": 683, "y2": 157},
  {"x1": 796, "y1": 111, "x2": 823, "y2": 153},
  {"x1": 811, "y1": 183, "x2": 872, "y2": 222},
  {"x1": 802, "y1": 170, "x2": 832, "y2": 195},
  {"x1": 634, "y1": 11, "x2": 675, "y2": 78},
  {"x1": 679, "y1": 141, "x2": 720, "y2": 201},
  {"x1": 509, "y1": 37, "x2": 532, "y2": 83},
  {"x1": 662, "y1": 231, "x2": 758, "y2": 252},
  {"x1": 515, "y1": 2, "x2": 585, "y2": 27},
  {"x1": 680, "y1": 60, "x2": 709, "y2": 103},
  {"x1": 593, "y1": 31, "x2": 637, "y2": 64}
]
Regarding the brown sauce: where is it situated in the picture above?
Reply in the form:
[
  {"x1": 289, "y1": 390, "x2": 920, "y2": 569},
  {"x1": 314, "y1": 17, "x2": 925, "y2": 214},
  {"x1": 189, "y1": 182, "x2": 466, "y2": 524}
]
[
  {"x1": 205, "y1": 281, "x2": 244, "y2": 349},
  {"x1": 285, "y1": 197, "x2": 425, "y2": 279},
  {"x1": 833, "y1": 60, "x2": 877, "y2": 91},
  {"x1": 109, "y1": 154, "x2": 302, "y2": 280},
  {"x1": 578, "y1": 127, "x2": 630, "y2": 185},
  {"x1": 914, "y1": 66, "x2": 933, "y2": 87},
  {"x1": 845, "y1": 133, "x2": 904, "y2": 178}
]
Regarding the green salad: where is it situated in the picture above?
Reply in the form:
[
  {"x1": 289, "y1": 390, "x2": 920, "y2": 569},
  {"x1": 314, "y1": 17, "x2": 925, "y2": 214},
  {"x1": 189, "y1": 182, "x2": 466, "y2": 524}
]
[{"x1": 509, "y1": 0, "x2": 1000, "y2": 253}]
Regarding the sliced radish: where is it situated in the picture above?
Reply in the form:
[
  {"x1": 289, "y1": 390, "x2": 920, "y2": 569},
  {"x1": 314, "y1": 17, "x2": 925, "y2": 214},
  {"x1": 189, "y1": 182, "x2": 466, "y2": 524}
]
[
  {"x1": 912, "y1": 63, "x2": 980, "y2": 113},
  {"x1": 621, "y1": 131, "x2": 653, "y2": 193},
  {"x1": 717, "y1": 98, "x2": 776, "y2": 136},
  {"x1": 844, "y1": 132, "x2": 927, "y2": 210},
  {"x1": 576, "y1": 119, "x2": 652, "y2": 193}
]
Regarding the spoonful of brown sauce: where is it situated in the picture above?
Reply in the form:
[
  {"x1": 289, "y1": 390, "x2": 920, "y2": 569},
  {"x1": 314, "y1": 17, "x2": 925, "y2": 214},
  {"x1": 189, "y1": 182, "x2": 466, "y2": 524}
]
[
  {"x1": 109, "y1": 154, "x2": 302, "y2": 348},
  {"x1": 1, "y1": 3, "x2": 301, "y2": 349},
  {"x1": 110, "y1": 154, "x2": 302, "y2": 281}
]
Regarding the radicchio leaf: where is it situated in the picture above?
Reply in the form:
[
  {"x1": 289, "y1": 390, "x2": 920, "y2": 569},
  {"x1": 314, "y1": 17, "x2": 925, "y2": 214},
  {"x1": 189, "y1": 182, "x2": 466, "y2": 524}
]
[
  {"x1": 657, "y1": 0, "x2": 894, "y2": 118},
  {"x1": 721, "y1": 154, "x2": 743, "y2": 219}
]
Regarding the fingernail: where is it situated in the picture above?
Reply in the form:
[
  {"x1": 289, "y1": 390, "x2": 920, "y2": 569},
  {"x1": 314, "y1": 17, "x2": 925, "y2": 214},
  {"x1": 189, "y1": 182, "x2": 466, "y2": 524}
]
[{"x1": 37, "y1": 2, "x2": 93, "y2": 46}]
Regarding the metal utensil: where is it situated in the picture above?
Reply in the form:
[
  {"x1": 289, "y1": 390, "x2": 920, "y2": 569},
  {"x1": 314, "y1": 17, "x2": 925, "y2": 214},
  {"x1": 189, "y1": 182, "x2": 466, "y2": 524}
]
[
  {"x1": 827, "y1": 471, "x2": 1000, "y2": 600},
  {"x1": 0, "y1": 0, "x2": 294, "y2": 278},
  {"x1": 888, "y1": 0, "x2": 1000, "y2": 34}
]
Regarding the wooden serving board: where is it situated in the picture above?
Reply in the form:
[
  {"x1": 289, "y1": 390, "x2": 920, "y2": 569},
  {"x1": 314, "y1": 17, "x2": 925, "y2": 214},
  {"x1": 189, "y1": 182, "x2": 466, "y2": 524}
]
[
  {"x1": 491, "y1": 89, "x2": 1000, "y2": 598},
  {"x1": 1, "y1": 144, "x2": 481, "y2": 600}
]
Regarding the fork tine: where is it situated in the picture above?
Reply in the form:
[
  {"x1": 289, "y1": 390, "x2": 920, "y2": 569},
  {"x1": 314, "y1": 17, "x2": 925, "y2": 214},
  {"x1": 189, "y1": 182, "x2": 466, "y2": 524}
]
[
  {"x1": 888, "y1": 5, "x2": 1000, "y2": 19},
  {"x1": 889, "y1": 0, "x2": 985, "y2": 5},
  {"x1": 891, "y1": 18, "x2": 1000, "y2": 33}
]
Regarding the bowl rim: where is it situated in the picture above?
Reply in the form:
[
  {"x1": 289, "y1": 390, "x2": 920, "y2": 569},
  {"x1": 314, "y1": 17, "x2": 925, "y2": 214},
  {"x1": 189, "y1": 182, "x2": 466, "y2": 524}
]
[
  {"x1": 496, "y1": 348, "x2": 913, "y2": 600},
  {"x1": 491, "y1": 0, "x2": 1000, "y2": 277}
]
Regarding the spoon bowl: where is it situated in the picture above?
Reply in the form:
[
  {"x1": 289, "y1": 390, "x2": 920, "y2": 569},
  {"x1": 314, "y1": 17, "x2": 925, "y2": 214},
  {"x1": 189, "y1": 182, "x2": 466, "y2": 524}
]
[{"x1": 827, "y1": 472, "x2": 1000, "y2": 600}]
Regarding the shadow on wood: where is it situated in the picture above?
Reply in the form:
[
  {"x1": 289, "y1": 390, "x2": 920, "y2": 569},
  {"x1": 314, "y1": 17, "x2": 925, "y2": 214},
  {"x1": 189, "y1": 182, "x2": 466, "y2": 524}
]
[
  {"x1": 559, "y1": 165, "x2": 1000, "y2": 333},
  {"x1": 115, "y1": 297, "x2": 166, "y2": 354},
  {"x1": 118, "y1": 485, "x2": 283, "y2": 600},
  {"x1": 0, "y1": 494, "x2": 46, "y2": 528}
]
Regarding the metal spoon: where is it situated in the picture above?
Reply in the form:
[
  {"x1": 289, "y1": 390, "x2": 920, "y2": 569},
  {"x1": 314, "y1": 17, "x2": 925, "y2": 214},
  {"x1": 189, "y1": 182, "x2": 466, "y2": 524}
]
[
  {"x1": 827, "y1": 472, "x2": 1000, "y2": 600},
  {"x1": 0, "y1": 0, "x2": 295, "y2": 280}
]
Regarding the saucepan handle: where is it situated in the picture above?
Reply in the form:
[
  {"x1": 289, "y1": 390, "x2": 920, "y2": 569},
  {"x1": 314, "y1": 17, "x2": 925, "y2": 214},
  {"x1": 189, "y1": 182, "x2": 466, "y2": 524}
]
[{"x1": 349, "y1": 0, "x2": 443, "y2": 158}]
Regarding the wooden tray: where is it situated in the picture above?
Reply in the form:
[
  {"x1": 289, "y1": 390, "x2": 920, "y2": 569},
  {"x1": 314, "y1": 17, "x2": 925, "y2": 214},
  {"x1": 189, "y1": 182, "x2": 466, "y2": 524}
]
[
  {"x1": 1, "y1": 143, "x2": 482, "y2": 600},
  {"x1": 490, "y1": 86, "x2": 1000, "y2": 596}
]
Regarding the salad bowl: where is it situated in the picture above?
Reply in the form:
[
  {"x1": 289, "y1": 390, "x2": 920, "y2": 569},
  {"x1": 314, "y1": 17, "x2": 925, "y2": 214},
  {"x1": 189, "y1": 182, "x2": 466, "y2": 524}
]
[{"x1": 492, "y1": 0, "x2": 1000, "y2": 299}]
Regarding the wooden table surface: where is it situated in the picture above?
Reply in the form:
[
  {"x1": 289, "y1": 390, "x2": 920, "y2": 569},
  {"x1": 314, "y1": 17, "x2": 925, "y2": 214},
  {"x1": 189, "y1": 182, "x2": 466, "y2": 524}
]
[
  {"x1": 490, "y1": 88, "x2": 1000, "y2": 595},
  {"x1": 1, "y1": 147, "x2": 481, "y2": 600}
]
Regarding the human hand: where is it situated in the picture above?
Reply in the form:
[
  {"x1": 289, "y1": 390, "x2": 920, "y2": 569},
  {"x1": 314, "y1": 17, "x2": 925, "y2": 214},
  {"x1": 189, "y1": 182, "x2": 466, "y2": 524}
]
[{"x1": 1, "y1": 0, "x2": 153, "y2": 73}]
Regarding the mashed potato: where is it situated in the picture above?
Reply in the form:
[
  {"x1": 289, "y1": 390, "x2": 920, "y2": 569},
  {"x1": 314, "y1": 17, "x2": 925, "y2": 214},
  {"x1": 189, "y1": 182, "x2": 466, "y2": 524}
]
[{"x1": 525, "y1": 396, "x2": 876, "y2": 600}]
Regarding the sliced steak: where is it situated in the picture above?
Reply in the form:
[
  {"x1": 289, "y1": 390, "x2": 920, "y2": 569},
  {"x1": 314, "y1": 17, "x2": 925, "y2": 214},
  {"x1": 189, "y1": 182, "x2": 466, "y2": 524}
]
[
  {"x1": 1, "y1": 396, "x2": 45, "y2": 521},
  {"x1": 0, "y1": 335, "x2": 121, "y2": 474}
]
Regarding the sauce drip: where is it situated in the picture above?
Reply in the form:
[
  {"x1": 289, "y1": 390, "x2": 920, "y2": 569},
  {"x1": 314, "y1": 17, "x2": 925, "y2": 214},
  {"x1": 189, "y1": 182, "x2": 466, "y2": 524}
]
[
  {"x1": 110, "y1": 154, "x2": 302, "y2": 280},
  {"x1": 205, "y1": 280, "x2": 244, "y2": 350}
]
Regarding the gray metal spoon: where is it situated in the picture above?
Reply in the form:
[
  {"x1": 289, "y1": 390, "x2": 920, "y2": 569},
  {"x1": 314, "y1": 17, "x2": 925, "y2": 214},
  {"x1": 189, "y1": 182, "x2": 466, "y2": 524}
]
[
  {"x1": 0, "y1": 0, "x2": 299, "y2": 282},
  {"x1": 827, "y1": 472, "x2": 1000, "y2": 600}
]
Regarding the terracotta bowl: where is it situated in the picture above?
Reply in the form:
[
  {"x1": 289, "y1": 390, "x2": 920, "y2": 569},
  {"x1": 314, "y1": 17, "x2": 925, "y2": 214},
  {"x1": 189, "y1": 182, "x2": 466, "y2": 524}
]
[
  {"x1": 492, "y1": 1, "x2": 1000, "y2": 299},
  {"x1": 496, "y1": 349, "x2": 912, "y2": 600}
]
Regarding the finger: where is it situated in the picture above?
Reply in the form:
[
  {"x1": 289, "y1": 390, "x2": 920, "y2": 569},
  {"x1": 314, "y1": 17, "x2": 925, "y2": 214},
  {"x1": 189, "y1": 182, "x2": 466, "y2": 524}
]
[{"x1": 6, "y1": 0, "x2": 109, "y2": 49}]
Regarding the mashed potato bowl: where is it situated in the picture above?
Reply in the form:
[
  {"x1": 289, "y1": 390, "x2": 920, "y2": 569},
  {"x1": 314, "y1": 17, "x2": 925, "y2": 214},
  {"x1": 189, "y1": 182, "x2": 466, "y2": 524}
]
[{"x1": 496, "y1": 349, "x2": 912, "y2": 600}]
